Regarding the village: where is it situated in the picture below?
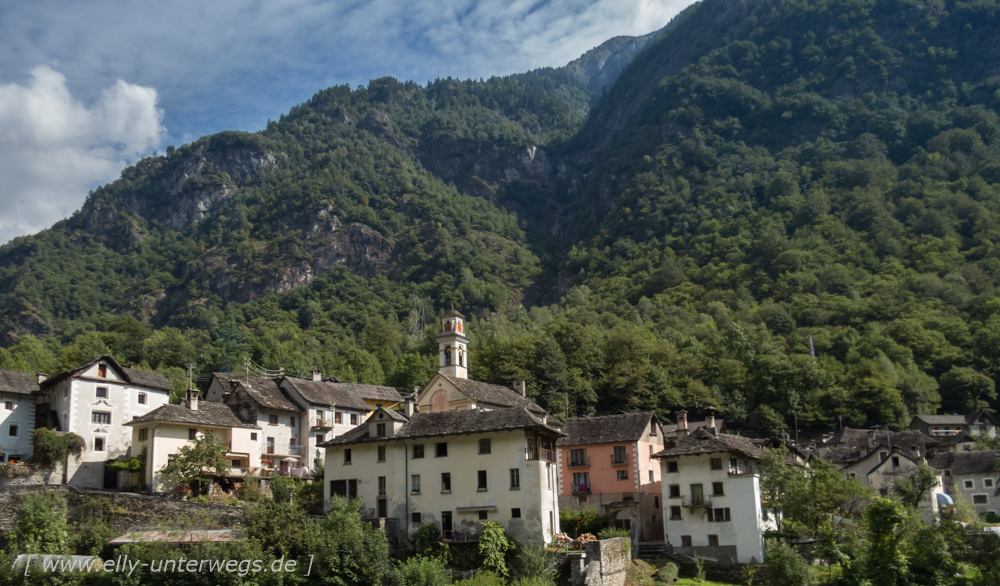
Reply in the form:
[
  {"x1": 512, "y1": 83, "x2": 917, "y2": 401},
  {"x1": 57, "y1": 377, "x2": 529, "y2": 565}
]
[{"x1": 3, "y1": 307, "x2": 998, "y2": 582}]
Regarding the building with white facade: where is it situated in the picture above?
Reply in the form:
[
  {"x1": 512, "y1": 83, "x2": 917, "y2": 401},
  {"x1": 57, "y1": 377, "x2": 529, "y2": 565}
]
[
  {"x1": 910, "y1": 413, "x2": 997, "y2": 438},
  {"x1": 278, "y1": 374, "x2": 373, "y2": 464},
  {"x1": 653, "y1": 423, "x2": 766, "y2": 564},
  {"x1": 0, "y1": 369, "x2": 39, "y2": 463},
  {"x1": 322, "y1": 406, "x2": 563, "y2": 546},
  {"x1": 39, "y1": 356, "x2": 173, "y2": 489},
  {"x1": 929, "y1": 450, "x2": 1000, "y2": 516}
]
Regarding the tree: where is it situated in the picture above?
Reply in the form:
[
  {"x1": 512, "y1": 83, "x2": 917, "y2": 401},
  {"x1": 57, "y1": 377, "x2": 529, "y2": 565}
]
[
  {"x1": 6, "y1": 491, "x2": 71, "y2": 554},
  {"x1": 892, "y1": 463, "x2": 939, "y2": 510},
  {"x1": 939, "y1": 366, "x2": 996, "y2": 412},
  {"x1": 479, "y1": 521, "x2": 515, "y2": 577},
  {"x1": 160, "y1": 432, "x2": 230, "y2": 488},
  {"x1": 765, "y1": 539, "x2": 812, "y2": 586},
  {"x1": 863, "y1": 498, "x2": 909, "y2": 586},
  {"x1": 759, "y1": 446, "x2": 795, "y2": 534}
]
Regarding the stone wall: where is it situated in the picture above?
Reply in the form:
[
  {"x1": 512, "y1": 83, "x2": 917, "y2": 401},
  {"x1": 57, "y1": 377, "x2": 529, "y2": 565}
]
[
  {"x1": 0, "y1": 485, "x2": 245, "y2": 534},
  {"x1": 569, "y1": 537, "x2": 630, "y2": 586},
  {"x1": 677, "y1": 561, "x2": 771, "y2": 585}
]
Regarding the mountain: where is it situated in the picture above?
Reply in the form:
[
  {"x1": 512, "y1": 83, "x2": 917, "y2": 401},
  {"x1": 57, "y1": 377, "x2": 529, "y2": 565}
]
[{"x1": 4, "y1": 0, "x2": 1000, "y2": 434}]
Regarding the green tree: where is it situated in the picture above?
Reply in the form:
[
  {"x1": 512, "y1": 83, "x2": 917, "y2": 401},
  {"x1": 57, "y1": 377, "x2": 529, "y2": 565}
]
[
  {"x1": 765, "y1": 539, "x2": 812, "y2": 586},
  {"x1": 863, "y1": 498, "x2": 909, "y2": 586},
  {"x1": 160, "y1": 432, "x2": 231, "y2": 488},
  {"x1": 479, "y1": 521, "x2": 516, "y2": 577}
]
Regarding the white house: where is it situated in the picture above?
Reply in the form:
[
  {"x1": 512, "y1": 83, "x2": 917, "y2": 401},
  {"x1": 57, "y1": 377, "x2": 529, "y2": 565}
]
[
  {"x1": 0, "y1": 369, "x2": 39, "y2": 463},
  {"x1": 278, "y1": 373, "x2": 373, "y2": 463},
  {"x1": 653, "y1": 424, "x2": 765, "y2": 564},
  {"x1": 322, "y1": 406, "x2": 564, "y2": 547},
  {"x1": 39, "y1": 356, "x2": 173, "y2": 489},
  {"x1": 206, "y1": 373, "x2": 305, "y2": 472},
  {"x1": 929, "y1": 450, "x2": 1000, "y2": 516},
  {"x1": 910, "y1": 413, "x2": 997, "y2": 438}
]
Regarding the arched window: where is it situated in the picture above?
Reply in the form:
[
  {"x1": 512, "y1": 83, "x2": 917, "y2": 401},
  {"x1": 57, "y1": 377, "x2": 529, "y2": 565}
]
[
  {"x1": 459, "y1": 352, "x2": 464, "y2": 367},
  {"x1": 445, "y1": 347, "x2": 452, "y2": 365}
]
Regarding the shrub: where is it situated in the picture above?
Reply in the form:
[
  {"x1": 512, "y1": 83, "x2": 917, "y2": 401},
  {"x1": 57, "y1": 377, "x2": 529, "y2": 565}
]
[
  {"x1": 270, "y1": 475, "x2": 295, "y2": 503},
  {"x1": 597, "y1": 528, "x2": 630, "y2": 540},
  {"x1": 453, "y1": 571, "x2": 506, "y2": 586},
  {"x1": 765, "y1": 540, "x2": 812, "y2": 586},
  {"x1": 31, "y1": 428, "x2": 85, "y2": 468},
  {"x1": 512, "y1": 577, "x2": 555, "y2": 586},
  {"x1": 8, "y1": 491, "x2": 70, "y2": 554},
  {"x1": 479, "y1": 521, "x2": 516, "y2": 577},
  {"x1": 512, "y1": 546, "x2": 556, "y2": 581},
  {"x1": 982, "y1": 511, "x2": 1000, "y2": 524},
  {"x1": 656, "y1": 562, "x2": 679, "y2": 584},
  {"x1": 397, "y1": 555, "x2": 450, "y2": 586},
  {"x1": 240, "y1": 474, "x2": 264, "y2": 502},
  {"x1": 560, "y1": 507, "x2": 610, "y2": 538},
  {"x1": 414, "y1": 522, "x2": 441, "y2": 555}
]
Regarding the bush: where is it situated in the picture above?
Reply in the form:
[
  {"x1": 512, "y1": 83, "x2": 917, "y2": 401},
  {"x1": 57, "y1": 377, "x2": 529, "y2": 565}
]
[
  {"x1": 655, "y1": 562, "x2": 679, "y2": 584},
  {"x1": 31, "y1": 428, "x2": 85, "y2": 468},
  {"x1": 512, "y1": 577, "x2": 555, "y2": 586},
  {"x1": 397, "y1": 555, "x2": 450, "y2": 586},
  {"x1": 7, "y1": 491, "x2": 70, "y2": 554},
  {"x1": 270, "y1": 475, "x2": 295, "y2": 503},
  {"x1": 512, "y1": 546, "x2": 556, "y2": 581},
  {"x1": 982, "y1": 511, "x2": 1000, "y2": 524},
  {"x1": 479, "y1": 521, "x2": 516, "y2": 577},
  {"x1": 453, "y1": 571, "x2": 506, "y2": 586},
  {"x1": 240, "y1": 474, "x2": 264, "y2": 502},
  {"x1": 597, "y1": 528, "x2": 630, "y2": 540},
  {"x1": 765, "y1": 540, "x2": 812, "y2": 586},
  {"x1": 560, "y1": 507, "x2": 610, "y2": 538},
  {"x1": 414, "y1": 522, "x2": 441, "y2": 555}
]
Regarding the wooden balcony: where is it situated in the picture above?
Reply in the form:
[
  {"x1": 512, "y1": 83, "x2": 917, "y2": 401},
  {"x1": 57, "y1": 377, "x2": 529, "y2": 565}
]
[
  {"x1": 525, "y1": 447, "x2": 556, "y2": 463},
  {"x1": 312, "y1": 418, "x2": 333, "y2": 431}
]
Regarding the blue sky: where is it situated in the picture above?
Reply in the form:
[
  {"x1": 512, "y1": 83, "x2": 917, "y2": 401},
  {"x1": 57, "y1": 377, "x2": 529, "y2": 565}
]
[{"x1": 0, "y1": 0, "x2": 696, "y2": 244}]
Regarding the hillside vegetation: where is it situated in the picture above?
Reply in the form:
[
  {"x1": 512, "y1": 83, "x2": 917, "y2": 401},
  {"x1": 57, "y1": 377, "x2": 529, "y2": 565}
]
[{"x1": 4, "y1": 0, "x2": 1000, "y2": 434}]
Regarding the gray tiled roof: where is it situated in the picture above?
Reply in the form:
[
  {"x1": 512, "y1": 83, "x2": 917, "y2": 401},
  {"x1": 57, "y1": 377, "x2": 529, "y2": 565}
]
[
  {"x1": 556, "y1": 413, "x2": 659, "y2": 446},
  {"x1": 439, "y1": 374, "x2": 546, "y2": 414},
  {"x1": 653, "y1": 428, "x2": 763, "y2": 459},
  {"x1": 321, "y1": 407, "x2": 563, "y2": 447},
  {"x1": 912, "y1": 415, "x2": 967, "y2": 425},
  {"x1": 327, "y1": 382, "x2": 402, "y2": 403},
  {"x1": 281, "y1": 377, "x2": 372, "y2": 411},
  {"x1": 823, "y1": 429, "x2": 936, "y2": 464},
  {"x1": 213, "y1": 373, "x2": 301, "y2": 412},
  {"x1": 0, "y1": 369, "x2": 39, "y2": 395},
  {"x1": 39, "y1": 355, "x2": 174, "y2": 393},
  {"x1": 662, "y1": 419, "x2": 726, "y2": 437},
  {"x1": 128, "y1": 402, "x2": 259, "y2": 429},
  {"x1": 929, "y1": 450, "x2": 999, "y2": 475}
]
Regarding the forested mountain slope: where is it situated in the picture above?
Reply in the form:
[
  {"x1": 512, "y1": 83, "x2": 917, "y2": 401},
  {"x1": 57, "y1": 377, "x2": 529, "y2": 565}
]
[{"x1": 3, "y1": 0, "x2": 1000, "y2": 436}]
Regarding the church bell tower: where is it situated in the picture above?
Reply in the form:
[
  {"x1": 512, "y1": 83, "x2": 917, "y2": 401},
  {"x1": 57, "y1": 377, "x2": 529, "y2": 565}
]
[{"x1": 436, "y1": 307, "x2": 468, "y2": 379}]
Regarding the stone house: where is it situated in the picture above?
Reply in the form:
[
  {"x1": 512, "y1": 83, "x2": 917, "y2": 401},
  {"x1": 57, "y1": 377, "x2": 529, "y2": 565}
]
[
  {"x1": 278, "y1": 374, "x2": 373, "y2": 463},
  {"x1": 556, "y1": 412, "x2": 666, "y2": 541},
  {"x1": 653, "y1": 420, "x2": 765, "y2": 564},
  {"x1": 909, "y1": 412, "x2": 997, "y2": 438},
  {"x1": 39, "y1": 356, "x2": 173, "y2": 489},
  {"x1": 322, "y1": 406, "x2": 564, "y2": 547},
  {"x1": 127, "y1": 389, "x2": 261, "y2": 493},
  {"x1": 929, "y1": 450, "x2": 1000, "y2": 516},
  {"x1": 0, "y1": 369, "x2": 39, "y2": 463}
]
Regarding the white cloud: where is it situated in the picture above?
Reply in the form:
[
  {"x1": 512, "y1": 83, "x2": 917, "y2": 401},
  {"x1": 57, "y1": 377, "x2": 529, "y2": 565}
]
[{"x1": 0, "y1": 65, "x2": 164, "y2": 243}]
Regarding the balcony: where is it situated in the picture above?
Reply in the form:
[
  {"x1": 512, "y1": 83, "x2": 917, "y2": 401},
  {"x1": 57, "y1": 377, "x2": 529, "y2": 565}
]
[
  {"x1": 525, "y1": 447, "x2": 556, "y2": 463},
  {"x1": 312, "y1": 418, "x2": 333, "y2": 431},
  {"x1": 572, "y1": 484, "x2": 591, "y2": 495},
  {"x1": 265, "y1": 444, "x2": 305, "y2": 457},
  {"x1": 442, "y1": 530, "x2": 480, "y2": 543},
  {"x1": 568, "y1": 456, "x2": 591, "y2": 468},
  {"x1": 728, "y1": 459, "x2": 758, "y2": 476},
  {"x1": 681, "y1": 495, "x2": 712, "y2": 508},
  {"x1": 611, "y1": 454, "x2": 628, "y2": 466}
]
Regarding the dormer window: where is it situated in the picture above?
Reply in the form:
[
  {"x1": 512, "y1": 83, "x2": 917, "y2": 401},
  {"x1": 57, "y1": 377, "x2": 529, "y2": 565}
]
[{"x1": 98, "y1": 364, "x2": 107, "y2": 378}]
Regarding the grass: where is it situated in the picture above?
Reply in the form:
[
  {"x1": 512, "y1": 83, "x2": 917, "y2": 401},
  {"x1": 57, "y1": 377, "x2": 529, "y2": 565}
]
[{"x1": 673, "y1": 579, "x2": 734, "y2": 586}]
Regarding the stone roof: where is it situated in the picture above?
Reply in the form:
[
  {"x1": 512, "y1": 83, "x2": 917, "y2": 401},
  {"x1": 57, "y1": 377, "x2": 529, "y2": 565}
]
[
  {"x1": 213, "y1": 373, "x2": 301, "y2": 412},
  {"x1": 912, "y1": 414, "x2": 967, "y2": 425},
  {"x1": 662, "y1": 419, "x2": 726, "y2": 437},
  {"x1": 653, "y1": 428, "x2": 763, "y2": 460},
  {"x1": 128, "y1": 401, "x2": 259, "y2": 429},
  {"x1": 281, "y1": 376, "x2": 372, "y2": 411},
  {"x1": 329, "y1": 382, "x2": 402, "y2": 404},
  {"x1": 0, "y1": 369, "x2": 39, "y2": 395},
  {"x1": 439, "y1": 374, "x2": 546, "y2": 414},
  {"x1": 556, "y1": 413, "x2": 659, "y2": 446},
  {"x1": 39, "y1": 355, "x2": 175, "y2": 393},
  {"x1": 822, "y1": 429, "x2": 937, "y2": 465},
  {"x1": 928, "y1": 450, "x2": 999, "y2": 475},
  {"x1": 321, "y1": 407, "x2": 563, "y2": 447}
]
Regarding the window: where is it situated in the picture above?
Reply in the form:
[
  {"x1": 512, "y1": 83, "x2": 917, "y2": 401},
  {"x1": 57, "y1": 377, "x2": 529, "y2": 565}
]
[
  {"x1": 707, "y1": 508, "x2": 731, "y2": 522},
  {"x1": 573, "y1": 472, "x2": 590, "y2": 492},
  {"x1": 378, "y1": 476, "x2": 386, "y2": 496},
  {"x1": 137, "y1": 393, "x2": 147, "y2": 405},
  {"x1": 579, "y1": 497, "x2": 588, "y2": 505},
  {"x1": 344, "y1": 449, "x2": 352, "y2": 464},
  {"x1": 290, "y1": 416, "x2": 296, "y2": 427},
  {"x1": 411, "y1": 474, "x2": 421, "y2": 494},
  {"x1": 335, "y1": 412, "x2": 342, "y2": 424},
  {"x1": 441, "y1": 473, "x2": 451, "y2": 492},
  {"x1": 708, "y1": 535, "x2": 719, "y2": 547},
  {"x1": 667, "y1": 461, "x2": 678, "y2": 473},
  {"x1": 479, "y1": 438, "x2": 491, "y2": 454},
  {"x1": 251, "y1": 433, "x2": 257, "y2": 441},
  {"x1": 478, "y1": 510, "x2": 488, "y2": 520},
  {"x1": 681, "y1": 536, "x2": 692, "y2": 547},
  {"x1": 654, "y1": 497, "x2": 660, "y2": 509},
  {"x1": 94, "y1": 437, "x2": 106, "y2": 451},
  {"x1": 650, "y1": 424, "x2": 657, "y2": 436},
  {"x1": 376, "y1": 423, "x2": 386, "y2": 437},
  {"x1": 436, "y1": 442, "x2": 448, "y2": 457},
  {"x1": 8, "y1": 424, "x2": 19, "y2": 437},
  {"x1": 92, "y1": 411, "x2": 111, "y2": 425},
  {"x1": 3, "y1": 401, "x2": 11, "y2": 410},
  {"x1": 139, "y1": 428, "x2": 148, "y2": 442},
  {"x1": 316, "y1": 433, "x2": 326, "y2": 444},
  {"x1": 350, "y1": 414, "x2": 358, "y2": 425},
  {"x1": 269, "y1": 414, "x2": 278, "y2": 425},
  {"x1": 669, "y1": 484, "x2": 681, "y2": 498},
  {"x1": 378, "y1": 446, "x2": 386, "y2": 461},
  {"x1": 511, "y1": 508, "x2": 521, "y2": 518},
  {"x1": 892, "y1": 456, "x2": 900, "y2": 468},
  {"x1": 880, "y1": 451, "x2": 888, "y2": 462},
  {"x1": 986, "y1": 479, "x2": 995, "y2": 488},
  {"x1": 478, "y1": 470, "x2": 488, "y2": 491},
  {"x1": 613, "y1": 446, "x2": 627, "y2": 464},
  {"x1": 965, "y1": 480, "x2": 975, "y2": 489},
  {"x1": 267, "y1": 437, "x2": 275, "y2": 454},
  {"x1": 412, "y1": 512, "x2": 421, "y2": 524},
  {"x1": 617, "y1": 470, "x2": 629, "y2": 480},
  {"x1": 413, "y1": 444, "x2": 425, "y2": 459},
  {"x1": 848, "y1": 472, "x2": 857, "y2": 479},
  {"x1": 879, "y1": 488, "x2": 889, "y2": 496},
  {"x1": 570, "y1": 448, "x2": 588, "y2": 466},
  {"x1": 974, "y1": 495, "x2": 989, "y2": 505},
  {"x1": 710, "y1": 457, "x2": 722, "y2": 470},
  {"x1": 712, "y1": 482, "x2": 724, "y2": 496},
  {"x1": 96, "y1": 387, "x2": 108, "y2": 398},
  {"x1": 649, "y1": 470, "x2": 655, "y2": 483},
  {"x1": 670, "y1": 506, "x2": 682, "y2": 520},
  {"x1": 98, "y1": 364, "x2": 107, "y2": 378},
  {"x1": 510, "y1": 468, "x2": 520, "y2": 489}
]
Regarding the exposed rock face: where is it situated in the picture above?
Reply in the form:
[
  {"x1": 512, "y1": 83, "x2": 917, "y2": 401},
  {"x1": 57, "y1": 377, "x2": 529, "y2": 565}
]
[{"x1": 563, "y1": 31, "x2": 664, "y2": 97}]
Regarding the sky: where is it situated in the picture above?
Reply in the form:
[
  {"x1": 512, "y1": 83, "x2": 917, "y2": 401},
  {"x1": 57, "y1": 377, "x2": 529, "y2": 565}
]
[{"x1": 0, "y1": 0, "x2": 696, "y2": 245}]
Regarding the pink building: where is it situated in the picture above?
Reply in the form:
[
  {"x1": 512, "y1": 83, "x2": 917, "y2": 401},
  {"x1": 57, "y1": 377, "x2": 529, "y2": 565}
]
[{"x1": 556, "y1": 412, "x2": 665, "y2": 541}]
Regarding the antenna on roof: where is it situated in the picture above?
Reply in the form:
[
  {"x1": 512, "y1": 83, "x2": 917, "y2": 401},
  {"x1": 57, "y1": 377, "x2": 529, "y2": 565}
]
[{"x1": 186, "y1": 364, "x2": 195, "y2": 391}]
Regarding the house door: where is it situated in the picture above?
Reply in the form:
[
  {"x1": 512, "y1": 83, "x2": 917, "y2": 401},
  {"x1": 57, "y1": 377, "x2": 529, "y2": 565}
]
[
  {"x1": 441, "y1": 511, "x2": 453, "y2": 538},
  {"x1": 377, "y1": 498, "x2": 388, "y2": 518},
  {"x1": 103, "y1": 462, "x2": 118, "y2": 490},
  {"x1": 348, "y1": 479, "x2": 358, "y2": 498},
  {"x1": 690, "y1": 484, "x2": 704, "y2": 506}
]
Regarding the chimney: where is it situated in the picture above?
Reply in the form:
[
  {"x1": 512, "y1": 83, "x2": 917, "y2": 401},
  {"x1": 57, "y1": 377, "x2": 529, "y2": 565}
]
[
  {"x1": 312, "y1": 369, "x2": 322, "y2": 382},
  {"x1": 705, "y1": 407, "x2": 717, "y2": 435},
  {"x1": 36, "y1": 373, "x2": 47, "y2": 385},
  {"x1": 403, "y1": 397, "x2": 415, "y2": 418},
  {"x1": 676, "y1": 409, "x2": 689, "y2": 439},
  {"x1": 188, "y1": 388, "x2": 199, "y2": 411},
  {"x1": 513, "y1": 379, "x2": 527, "y2": 397}
]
